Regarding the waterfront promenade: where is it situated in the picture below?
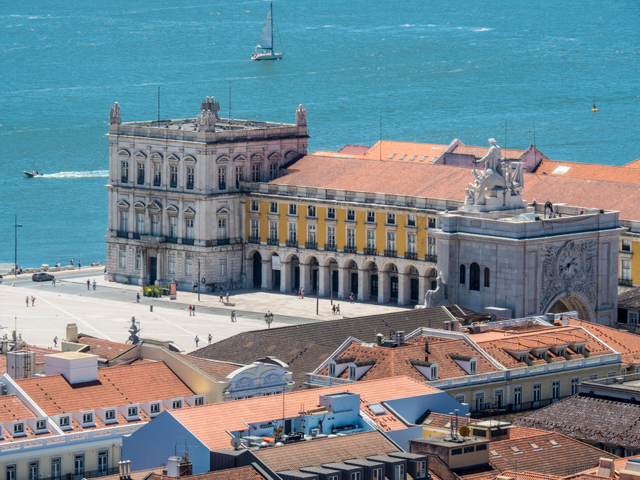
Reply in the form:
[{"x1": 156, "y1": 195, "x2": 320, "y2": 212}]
[{"x1": 0, "y1": 267, "x2": 406, "y2": 353}]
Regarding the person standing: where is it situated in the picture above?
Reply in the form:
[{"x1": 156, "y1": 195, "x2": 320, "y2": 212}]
[
  {"x1": 52, "y1": 277, "x2": 56, "y2": 287},
  {"x1": 192, "y1": 305, "x2": 196, "y2": 316},
  {"x1": 78, "y1": 260, "x2": 82, "y2": 270},
  {"x1": 231, "y1": 310, "x2": 236, "y2": 322},
  {"x1": 208, "y1": 333, "x2": 212, "y2": 344},
  {"x1": 87, "y1": 279, "x2": 90, "y2": 290},
  {"x1": 189, "y1": 305, "x2": 193, "y2": 316},
  {"x1": 136, "y1": 292, "x2": 140, "y2": 302},
  {"x1": 336, "y1": 304, "x2": 340, "y2": 315},
  {"x1": 71, "y1": 258, "x2": 74, "y2": 267},
  {"x1": 194, "y1": 335, "x2": 199, "y2": 347},
  {"x1": 26, "y1": 296, "x2": 29, "y2": 307},
  {"x1": 219, "y1": 292, "x2": 223, "y2": 303},
  {"x1": 301, "y1": 287, "x2": 304, "y2": 299},
  {"x1": 53, "y1": 336, "x2": 58, "y2": 347},
  {"x1": 332, "y1": 304, "x2": 336, "y2": 315},
  {"x1": 31, "y1": 296, "x2": 35, "y2": 306},
  {"x1": 226, "y1": 292, "x2": 230, "y2": 303},
  {"x1": 93, "y1": 279, "x2": 97, "y2": 290}
]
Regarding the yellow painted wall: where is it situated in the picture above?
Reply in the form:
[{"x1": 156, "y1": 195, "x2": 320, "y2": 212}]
[{"x1": 417, "y1": 216, "x2": 428, "y2": 257}]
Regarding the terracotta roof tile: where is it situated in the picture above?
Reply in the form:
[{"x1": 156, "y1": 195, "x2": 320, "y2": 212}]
[
  {"x1": 452, "y1": 145, "x2": 527, "y2": 161},
  {"x1": 534, "y1": 159, "x2": 640, "y2": 184},
  {"x1": 0, "y1": 395, "x2": 37, "y2": 423},
  {"x1": 147, "y1": 466, "x2": 266, "y2": 480},
  {"x1": 169, "y1": 376, "x2": 440, "y2": 451},
  {"x1": 362, "y1": 141, "x2": 449, "y2": 163},
  {"x1": 76, "y1": 334, "x2": 137, "y2": 361},
  {"x1": 569, "y1": 319, "x2": 640, "y2": 366},
  {"x1": 16, "y1": 361, "x2": 194, "y2": 415}
]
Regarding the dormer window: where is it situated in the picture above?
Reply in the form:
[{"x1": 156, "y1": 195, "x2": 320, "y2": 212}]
[
  {"x1": 329, "y1": 362, "x2": 336, "y2": 377},
  {"x1": 128, "y1": 406, "x2": 138, "y2": 417},
  {"x1": 150, "y1": 403, "x2": 161, "y2": 414},
  {"x1": 172, "y1": 400, "x2": 183, "y2": 409},
  {"x1": 575, "y1": 346, "x2": 583, "y2": 354},
  {"x1": 470, "y1": 360, "x2": 477, "y2": 374},
  {"x1": 430, "y1": 365, "x2": 438, "y2": 380},
  {"x1": 59, "y1": 416, "x2": 70, "y2": 427},
  {"x1": 36, "y1": 420, "x2": 46, "y2": 431},
  {"x1": 349, "y1": 365, "x2": 357, "y2": 380},
  {"x1": 13, "y1": 423, "x2": 24, "y2": 435},
  {"x1": 194, "y1": 397, "x2": 204, "y2": 406},
  {"x1": 105, "y1": 409, "x2": 116, "y2": 420},
  {"x1": 82, "y1": 413, "x2": 93, "y2": 424}
]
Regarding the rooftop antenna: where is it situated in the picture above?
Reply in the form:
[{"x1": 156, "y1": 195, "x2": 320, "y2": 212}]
[
  {"x1": 504, "y1": 121, "x2": 508, "y2": 153},
  {"x1": 157, "y1": 86, "x2": 160, "y2": 124},
  {"x1": 528, "y1": 129, "x2": 531, "y2": 147}
]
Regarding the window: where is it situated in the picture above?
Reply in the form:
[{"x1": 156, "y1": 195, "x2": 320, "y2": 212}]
[
  {"x1": 251, "y1": 200, "x2": 259, "y2": 212},
  {"x1": 329, "y1": 362, "x2": 336, "y2": 377},
  {"x1": 428, "y1": 217, "x2": 436, "y2": 229},
  {"x1": 251, "y1": 219, "x2": 259, "y2": 239},
  {"x1": 137, "y1": 163, "x2": 145, "y2": 185},
  {"x1": 121, "y1": 160, "x2": 129, "y2": 183},
  {"x1": 51, "y1": 458, "x2": 61, "y2": 480},
  {"x1": 454, "y1": 394, "x2": 465, "y2": 404},
  {"x1": 252, "y1": 163, "x2": 260, "y2": 182},
  {"x1": 328, "y1": 208, "x2": 336, "y2": 219},
  {"x1": 395, "y1": 464, "x2": 405, "y2": 480},
  {"x1": 135, "y1": 253, "x2": 141, "y2": 271},
  {"x1": 475, "y1": 392, "x2": 485, "y2": 411},
  {"x1": 136, "y1": 212, "x2": 144, "y2": 234},
  {"x1": 571, "y1": 377, "x2": 580, "y2": 394},
  {"x1": 533, "y1": 383, "x2": 542, "y2": 402},
  {"x1": 82, "y1": 413, "x2": 93, "y2": 424},
  {"x1": 552, "y1": 380, "x2": 560, "y2": 399},
  {"x1": 373, "y1": 468, "x2": 383, "y2": 480},
  {"x1": 269, "y1": 221, "x2": 278, "y2": 241},
  {"x1": 270, "y1": 202, "x2": 278, "y2": 214},
  {"x1": 119, "y1": 251, "x2": 126, "y2": 269},
  {"x1": 622, "y1": 240, "x2": 632, "y2": 252},
  {"x1": 218, "y1": 218, "x2": 228, "y2": 240},
  {"x1": 622, "y1": 259, "x2": 632, "y2": 281},
  {"x1": 172, "y1": 400, "x2": 183, "y2": 409},
  {"x1": 170, "y1": 165, "x2": 178, "y2": 188},
  {"x1": 186, "y1": 218, "x2": 194, "y2": 240},
  {"x1": 219, "y1": 258, "x2": 228, "y2": 276},
  {"x1": 269, "y1": 163, "x2": 278, "y2": 180},
  {"x1": 366, "y1": 230, "x2": 376, "y2": 249},
  {"x1": 347, "y1": 210, "x2": 356, "y2": 221},
  {"x1": 168, "y1": 256, "x2": 176, "y2": 275},
  {"x1": 169, "y1": 216, "x2": 178, "y2": 238},
  {"x1": 36, "y1": 420, "x2": 46, "y2": 430},
  {"x1": 150, "y1": 403, "x2": 161, "y2": 414},
  {"x1": 366, "y1": 211, "x2": 375, "y2": 223},
  {"x1": 13, "y1": 423, "x2": 24, "y2": 434},
  {"x1": 308, "y1": 205, "x2": 316, "y2": 217},
  {"x1": 470, "y1": 263, "x2": 480, "y2": 290},
  {"x1": 151, "y1": 214, "x2": 159, "y2": 236},
  {"x1": 195, "y1": 397, "x2": 204, "y2": 406},
  {"x1": 6, "y1": 466, "x2": 16, "y2": 480},
  {"x1": 154, "y1": 163, "x2": 161, "y2": 186},
  {"x1": 218, "y1": 166, "x2": 226, "y2": 189},
  {"x1": 484, "y1": 267, "x2": 490, "y2": 287},
  {"x1": 351, "y1": 473, "x2": 362, "y2": 480},
  {"x1": 494, "y1": 389, "x2": 504, "y2": 408},
  {"x1": 128, "y1": 406, "x2": 138, "y2": 417},
  {"x1": 74, "y1": 454, "x2": 85, "y2": 477},
  {"x1": 288, "y1": 223, "x2": 297, "y2": 243},
  {"x1": 349, "y1": 365, "x2": 357, "y2": 380},
  {"x1": 235, "y1": 165, "x2": 243, "y2": 186},
  {"x1": 289, "y1": 204, "x2": 297, "y2": 215},
  {"x1": 407, "y1": 234, "x2": 417, "y2": 254},
  {"x1": 430, "y1": 365, "x2": 438, "y2": 380},
  {"x1": 105, "y1": 409, "x2": 116, "y2": 420},
  {"x1": 327, "y1": 226, "x2": 336, "y2": 247},
  {"x1": 347, "y1": 228, "x2": 355, "y2": 248},
  {"x1": 629, "y1": 312, "x2": 639, "y2": 325},
  {"x1": 186, "y1": 166, "x2": 195, "y2": 189},
  {"x1": 387, "y1": 213, "x2": 396, "y2": 225},
  {"x1": 427, "y1": 237, "x2": 436, "y2": 256},
  {"x1": 470, "y1": 359, "x2": 477, "y2": 374},
  {"x1": 98, "y1": 451, "x2": 109, "y2": 475},
  {"x1": 119, "y1": 210, "x2": 128, "y2": 233},
  {"x1": 407, "y1": 215, "x2": 416, "y2": 227},
  {"x1": 460, "y1": 264, "x2": 466, "y2": 284}
]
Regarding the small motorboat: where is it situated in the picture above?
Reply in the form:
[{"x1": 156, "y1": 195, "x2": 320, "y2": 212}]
[{"x1": 23, "y1": 171, "x2": 43, "y2": 177}]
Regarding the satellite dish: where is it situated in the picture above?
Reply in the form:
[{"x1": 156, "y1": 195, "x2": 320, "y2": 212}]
[
  {"x1": 230, "y1": 437, "x2": 243, "y2": 449},
  {"x1": 459, "y1": 426, "x2": 470, "y2": 437}
]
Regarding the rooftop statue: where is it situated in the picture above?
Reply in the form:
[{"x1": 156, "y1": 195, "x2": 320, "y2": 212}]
[
  {"x1": 465, "y1": 138, "x2": 524, "y2": 206},
  {"x1": 109, "y1": 102, "x2": 121, "y2": 125},
  {"x1": 296, "y1": 104, "x2": 307, "y2": 126},
  {"x1": 197, "y1": 96, "x2": 220, "y2": 132}
]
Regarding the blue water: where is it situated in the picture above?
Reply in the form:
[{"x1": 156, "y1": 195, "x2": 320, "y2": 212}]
[{"x1": 1, "y1": 0, "x2": 639, "y2": 269}]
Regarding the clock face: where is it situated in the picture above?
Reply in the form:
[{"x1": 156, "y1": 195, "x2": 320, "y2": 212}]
[{"x1": 558, "y1": 249, "x2": 580, "y2": 280}]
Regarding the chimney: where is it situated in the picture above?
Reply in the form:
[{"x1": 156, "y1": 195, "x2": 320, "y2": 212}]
[
  {"x1": 451, "y1": 320, "x2": 460, "y2": 332},
  {"x1": 425, "y1": 341, "x2": 430, "y2": 354},
  {"x1": 396, "y1": 331, "x2": 405, "y2": 345},
  {"x1": 44, "y1": 352, "x2": 98, "y2": 384},
  {"x1": 376, "y1": 333, "x2": 384, "y2": 346},
  {"x1": 118, "y1": 460, "x2": 131, "y2": 480},
  {"x1": 597, "y1": 458, "x2": 615, "y2": 478},
  {"x1": 66, "y1": 324, "x2": 78, "y2": 343},
  {"x1": 167, "y1": 456, "x2": 193, "y2": 478}
]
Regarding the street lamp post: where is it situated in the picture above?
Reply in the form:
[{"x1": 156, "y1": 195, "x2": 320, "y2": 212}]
[
  {"x1": 14, "y1": 214, "x2": 23, "y2": 277},
  {"x1": 264, "y1": 310, "x2": 274, "y2": 329}
]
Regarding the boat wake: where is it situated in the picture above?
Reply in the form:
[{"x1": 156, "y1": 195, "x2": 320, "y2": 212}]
[{"x1": 40, "y1": 170, "x2": 109, "y2": 178}]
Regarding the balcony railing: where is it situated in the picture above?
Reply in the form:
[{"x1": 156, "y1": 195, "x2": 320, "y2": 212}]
[
  {"x1": 267, "y1": 238, "x2": 279, "y2": 246},
  {"x1": 305, "y1": 240, "x2": 317, "y2": 250},
  {"x1": 619, "y1": 278, "x2": 633, "y2": 287},
  {"x1": 38, "y1": 466, "x2": 120, "y2": 480},
  {"x1": 170, "y1": 180, "x2": 178, "y2": 188},
  {"x1": 186, "y1": 182, "x2": 194, "y2": 190},
  {"x1": 121, "y1": 176, "x2": 128, "y2": 184},
  {"x1": 343, "y1": 245, "x2": 357, "y2": 254},
  {"x1": 137, "y1": 177, "x2": 144, "y2": 185},
  {"x1": 384, "y1": 249, "x2": 397, "y2": 258},
  {"x1": 117, "y1": 230, "x2": 128, "y2": 238},
  {"x1": 363, "y1": 247, "x2": 377, "y2": 256},
  {"x1": 248, "y1": 236, "x2": 261, "y2": 244},
  {"x1": 183, "y1": 238, "x2": 195, "y2": 245},
  {"x1": 217, "y1": 238, "x2": 230, "y2": 246},
  {"x1": 218, "y1": 182, "x2": 226, "y2": 190},
  {"x1": 425, "y1": 254, "x2": 438, "y2": 263},
  {"x1": 165, "y1": 237, "x2": 178, "y2": 244},
  {"x1": 154, "y1": 178, "x2": 161, "y2": 186},
  {"x1": 287, "y1": 239, "x2": 299, "y2": 248},
  {"x1": 325, "y1": 243, "x2": 337, "y2": 252},
  {"x1": 405, "y1": 252, "x2": 418, "y2": 260}
]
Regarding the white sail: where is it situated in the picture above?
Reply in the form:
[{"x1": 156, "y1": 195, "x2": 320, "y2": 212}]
[{"x1": 256, "y1": 4, "x2": 273, "y2": 50}]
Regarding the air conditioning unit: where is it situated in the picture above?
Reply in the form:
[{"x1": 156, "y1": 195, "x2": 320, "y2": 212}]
[{"x1": 310, "y1": 428, "x2": 320, "y2": 437}]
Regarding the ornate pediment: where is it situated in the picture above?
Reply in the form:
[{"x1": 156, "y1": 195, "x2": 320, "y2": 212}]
[
  {"x1": 216, "y1": 154, "x2": 230, "y2": 163},
  {"x1": 250, "y1": 153, "x2": 264, "y2": 162},
  {"x1": 146, "y1": 200, "x2": 163, "y2": 210},
  {"x1": 183, "y1": 206, "x2": 196, "y2": 216},
  {"x1": 217, "y1": 206, "x2": 231, "y2": 215},
  {"x1": 267, "y1": 152, "x2": 281, "y2": 162},
  {"x1": 183, "y1": 155, "x2": 197, "y2": 164},
  {"x1": 134, "y1": 151, "x2": 147, "y2": 160},
  {"x1": 117, "y1": 149, "x2": 131, "y2": 158},
  {"x1": 117, "y1": 199, "x2": 130, "y2": 209},
  {"x1": 167, "y1": 153, "x2": 180, "y2": 162},
  {"x1": 234, "y1": 154, "x2": 247, "y2": 163},
  {"x1": 166, "y1": 204, "x2": 179, "y2": 213},
  {"x1": 150, "y1": 152, "x2": 163, "y2": 162}
]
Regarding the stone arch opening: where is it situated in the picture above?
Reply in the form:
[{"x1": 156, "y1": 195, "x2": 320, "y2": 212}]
[
  {"x1": 251, "y1": 251, "x2": 262, "y2": 288},
  {"x1": 546, "y1": 294, "x2": 593, "y2": 323}
]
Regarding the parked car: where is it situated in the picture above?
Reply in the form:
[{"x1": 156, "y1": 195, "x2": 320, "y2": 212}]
[{"x1": 32, "y1": 272, "x2": 54, "y2": 282}]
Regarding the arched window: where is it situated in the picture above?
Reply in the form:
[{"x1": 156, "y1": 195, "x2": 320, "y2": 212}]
[
  {"x1": 484, "y1": 267, "x2": 490, "y2": 288},
  {"x1": 459, "y1": 264, "x2": 466, "y2": 285},
  {"x1": 470, "y1": 263, "x2": 480, "y2": 291}
]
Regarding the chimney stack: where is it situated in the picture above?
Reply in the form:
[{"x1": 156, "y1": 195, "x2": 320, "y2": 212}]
[{"x1": 66, "y1": 324, "x2": 78, "y2": 343}]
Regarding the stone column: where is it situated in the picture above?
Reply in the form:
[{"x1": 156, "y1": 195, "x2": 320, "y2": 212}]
[
  {"x1": 358, "y1": 268, "x2": 369, "y2": 301},
  {"x1": 261, "y1": 259, "x2": 272, "y2": 290},
  {"x1": 300, "y1": 263, "x2": 311, "y2": 294},
  {"x1": 280, "y1": 261, "x2": 291, "y2": 294},
  {"x1": 397, "y1": 273, "x2": 408, "y2": 306},
  {"x1": 418, "y1": 275, "x2": 427, "y2": 306},
  {"x1": 318, "y1": 265, "x2": 330, "y2": 297},
  {"x1": 337, "y1": 267, "x2": 349, "y2": 299},
  {"x1": 378, "y1": 271, "x2": 389, "y2": 304}
]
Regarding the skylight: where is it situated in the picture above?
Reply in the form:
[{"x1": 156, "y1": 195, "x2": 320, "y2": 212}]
[
  {"x1": 552, "y1": 165, "x2": 571, "y2": 175},
  {"x1": 420, "y1": 156, "x2": 427, "y2": 162},
  {"x1": 389, "y1": 154, "x2": 396, "y2": 159},
  {"x1": 368, "y1": 403, "x2": 387, "y2": 416}
]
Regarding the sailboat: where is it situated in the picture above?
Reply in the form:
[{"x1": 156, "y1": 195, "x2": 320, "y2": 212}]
[{"x1": 251, "y1": 3, "x2": 284, "y2": 61}]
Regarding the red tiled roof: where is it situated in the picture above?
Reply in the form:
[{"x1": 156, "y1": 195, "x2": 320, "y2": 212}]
[
  {"x1": 451, "y1": 145, "x2": 526, "y2": 161},
  {"x1": 534, "y1": 159, "x2": 640, "y2": 184},
  {"x1": 170, "y1": 376, "x2": 440, "y2": 451},
  {"x1": 362, "y1": 141, "x2": 449, "y2": 163},
  {"x1": 0, "y1": 395, "x2": 37, "y2": 423},
  {"x1": 338, "y1": 145, "x2": 372, "y2": 155},
  {"x1": 76, "y1": 334, "x2": 136, "y2": 361},
  {"x1": 16, "y1": 361, "x2": 194, "y2": 415},
  {"x1": 147, "y1": 466, "x2": 265, "y2": 480},
  {"x1": 569, "y1": 319, "x2": 640, "y2": 367}
]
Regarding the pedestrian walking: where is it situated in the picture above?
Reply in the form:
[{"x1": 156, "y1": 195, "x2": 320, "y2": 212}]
[
  {"x1": 336, "y1": 304, "x2": 340, "y2": 315},
  {"x1": 26, "y1": 296, "x2": 29, "y2": 307},
  {"x1": 231, "y1": 310, "x2": 236, "y2": 322},
  {"x1": 78, "y1": 260, "x2": 81, "y2": 269},
  {"x1": 53, "y1": 336, "x2": 58, "y2": 347},
  {"x1": 194, "y1": 335, "x2": 199, "y2": 347},
  {"x1": 71, "y1": 258, "x2": 74, "y2": 267},
  {"x1": 208, "y1": 333, "x2": 212, "y2": 344},
  {"x1": 191, "y1": 283, "x2": 196, "y2": 293},
  {"x1": 87, "y1": 279, "x2": 90, "y2": 290},
  {"x1": 226, "y1": 292, "x2": 230, "y2": 303},
  {"x1": 93, "y1": 280, "x2": 97, "y2": 290},
  {"x1": 188, "y1": 305, "x2": 193, "y2": 316},
  {"x1": 219, "y1": 292, "x2": 223, "y2": 303},
  {"x1": 332, "y1": 304, "x2": 336, "y2": 315},
  {"x1": 192, "y1": 305, "x2": 195, "y2": 316},
  {"x1": 298, "y1": 288, "x2": 302, "y2": 299},
  {"x1": 301, "y1": 287, "x2": 304, "y2": 299},
  {"x1": 136, "y1": 292, "x2": 140, "y2": 303},
  {"x1": 52, "y1": 277, "x2": 56, "y2": 287},
  {"x1": 31, "y1": 296, "x2": 35, "y2": 306},
  {"x1": 349, "y1": 292, "x2": 354, "y2": 303}
]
